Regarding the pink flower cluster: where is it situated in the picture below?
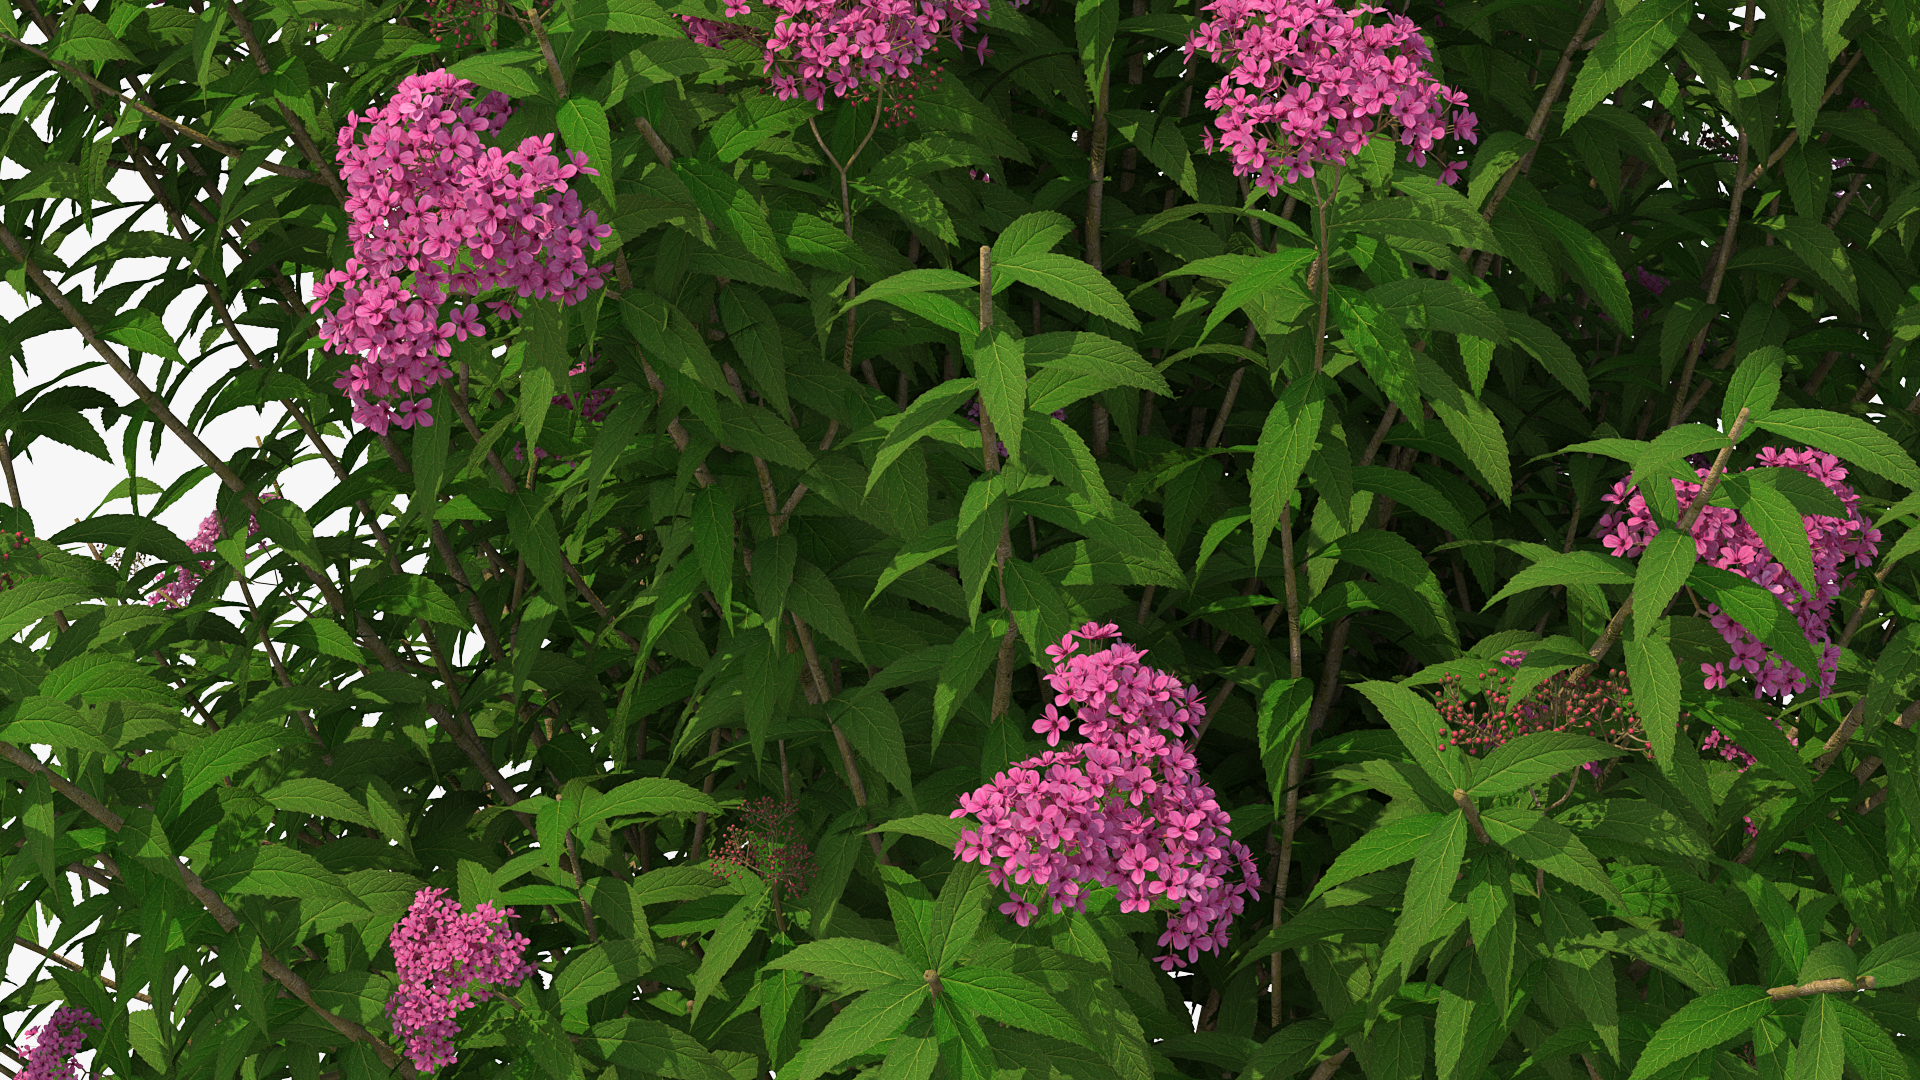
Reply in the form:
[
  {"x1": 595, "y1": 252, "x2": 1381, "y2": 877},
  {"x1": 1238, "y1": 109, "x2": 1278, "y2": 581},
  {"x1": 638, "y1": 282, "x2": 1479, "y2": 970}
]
[
  {"x1": 1436, "y1": 648, "x2": 1652, "y2": 761},
  {"x1": 1596, "y1": 447, "x2": 1880, "y2": 700},
  {"x1": 385, "y1": 887, "x2": 535, "y2": 1073},
  {"x1": 17, "y1": 1006, "x2": 98, "y2": 1080},
  {"x1": 1184, "y1": 0, "x2": 1477, "y2": 192},
  {"x1": 510, "y1": 356, "x2": 617, "y2": 467},
  {"x1": 311, "y1": 70, "x2": 612, "y2": 436},
  {"x1": 687, "y1": 0, "x2": 1016, "y2": 109},
  {"x1": 951, "y1": 623, "x2": 1261, "y2": 970},
  {"x1": 145, "y1": 496, "x2": 281, "y2": 609}
]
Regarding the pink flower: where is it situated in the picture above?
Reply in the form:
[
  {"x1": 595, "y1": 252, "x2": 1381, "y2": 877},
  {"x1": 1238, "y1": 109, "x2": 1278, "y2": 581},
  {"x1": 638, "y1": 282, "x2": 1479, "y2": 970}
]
[
  {"x1": 385, "y1": 888, "x2": 535, "y2": 1072},
  {"x1": 1186, "y1": 0, "x2": 1474, "y2": 193},
  {"x1": 951, "y1": 623, "x2": 1260, "y2": 970},
  {"x1": 1595, "y1": 447, "x2": 1879, "y2": 701},
  {"x1": 18, "y1": 1006, "x2": 99, "y2": 1080},
  {"x1": 145, "y1": 494, "x2": 283, "y2": 609},
  {"x1": 313, "y1": 70, "x2": 611, "y2": 435}
]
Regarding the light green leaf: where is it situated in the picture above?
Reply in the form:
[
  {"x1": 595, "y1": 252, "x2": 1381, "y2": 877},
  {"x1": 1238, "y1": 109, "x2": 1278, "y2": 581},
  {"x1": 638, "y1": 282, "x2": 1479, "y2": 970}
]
[
  {"x1": 778, "y1": 980, "x2": 926, "y2": 1080},
  {"x1": 764, "y1": 938, "x2": 917, "y2": 991},
  {"x1": 995, "y1": 252, "x2": 1139, "y2": 329},
  {"x1": 1469, "y1": 733, "x2": 1623, "y2": 798},
  {"x1": 1249, "y1": 376, "x2": 1325, "y2": 571},
  {"x1": 1480, "y1": 806, "x2": 1626, "y2": 908},
  {"x1": 263, "y1": 778, "x2": 375, "y2": 830},
  {"x1": 1563, "y1": 0, "x2": 1692, "y2": 131},
  {"x1": 1354, "y1": 680, "x2": 1468, "y2": 791},
  {"x1": 1756, "y1": 409, "x2": 1920, "y2": 490},
  {"x1": 966, "y1": 325, "x2": 1026, "y2": 463},
  {"x1": 1859, "y1": 933, "x2": 1920, "y2": 988},
  {"x1": 868, "y1": 379, "x2": 978, "y2": 496},
  {"x1": 1483, "y1": 550, "x2": 1635, "y2": 608},
  {"x1": 1624, "y1": 631, "x2": 1682, "y2": 775},
  {"x1": 943, "y1": 966, "x2": 1093, "y2": 1048},
  {"x1": 1306, "y1": 811, "x2": 1449, "y2": 904}
]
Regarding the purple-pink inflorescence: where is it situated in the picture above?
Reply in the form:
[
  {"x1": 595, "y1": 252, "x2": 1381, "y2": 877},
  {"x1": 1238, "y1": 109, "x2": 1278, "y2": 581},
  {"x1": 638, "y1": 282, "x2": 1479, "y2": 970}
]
[
  {"x1": 684, "y1": 0, "x2": 1020, "y2": 110},
  {"x1": 311, "y1": 70, "x2": 612, "y2": 437},
  {"x1": 145, "y1": 495, "x2": 282, "y2": 609},
  {"x1": 384, "y1": 887, "x2": 536, "y2": 1073},
  {"x1": 1595, "y1": 447, "x2": 1880, "y2": 701},
  {"x1": 951, "y1": 622, "x2": 1261, "y2": 971},
  {"x1": 1183, "y1": 0, "x2": 1477, "y2": 192},
  {"x1": 17, "y1": 1006, "x2": 99, "y2": 1080}
]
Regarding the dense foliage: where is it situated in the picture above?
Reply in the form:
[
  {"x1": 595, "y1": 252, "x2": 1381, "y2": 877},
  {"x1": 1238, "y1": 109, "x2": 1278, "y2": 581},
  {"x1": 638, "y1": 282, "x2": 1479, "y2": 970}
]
[{"x1": 1, "y1": 0, "x2": 1919, "y2": 1078}]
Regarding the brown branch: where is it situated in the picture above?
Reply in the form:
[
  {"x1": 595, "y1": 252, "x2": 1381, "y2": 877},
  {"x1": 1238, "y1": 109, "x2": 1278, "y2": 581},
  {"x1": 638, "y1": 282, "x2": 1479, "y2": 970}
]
[
  {"x1": 1471, "y1": 0, "x2": 1608, "y2": 235},
  {"x1": 1767, "y1": 976, "x2": 1875, "y2": 1001},
  {"x1": 0, "y1": 34, "x2": 313, "y2": 180},
  {"x1": 1453, "y1": 788, "x2": 1493, "y2": 843}
]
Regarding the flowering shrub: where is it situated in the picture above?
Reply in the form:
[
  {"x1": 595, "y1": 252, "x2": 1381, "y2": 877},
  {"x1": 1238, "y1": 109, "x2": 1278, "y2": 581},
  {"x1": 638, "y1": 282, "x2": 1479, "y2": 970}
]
[
  {"x1": 1184, "y1": 0, "x2": 1477, "y2": 191},
  {"x1": 0, "y1": 530, "x2": 30, "y2": 592},
  {"x1": 16, "y1": 1006, "x2": 98, "y2": 1080},
  {"x1": 384, "y1": 887, "x2": 535, "y2": 1072},
  {"x1": 311, "y1": 70, "x2": 612, "y2": 435},
  {"x1": 952, "y1": 623, "x2": 1261, "y2": 970},
  {"x1": 1596, "y1": 447, "x2": 1880, "y2": 699}
]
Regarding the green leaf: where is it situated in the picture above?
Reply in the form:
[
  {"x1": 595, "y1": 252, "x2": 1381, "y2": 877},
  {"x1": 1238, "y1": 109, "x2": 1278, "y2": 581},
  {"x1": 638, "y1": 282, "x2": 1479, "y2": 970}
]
[
  {"x1": 1504, "y1": 195, "x2": 1633, "y2": 326},
  {"x1": 1249, "y1": 376, "x2": 1325, "y2": 571},
  {"x1": 1794, "y1": 994, "x2": 1846, "y2": 1080},
  {"x1": 691, "y1": 886, "x2": 767, "y2": 1021},
  {"x1": 1479, "y1": 806, "x2": 1627, "y2": 909},
  {"x1": 830, "y1": 686, "x2": 912, "y2": 798},
  {"x1": 1563, "y1": 0, "x2": 1692, "y2": 131},
  {"x1": 994, "y1": 251, "x2": 1139, "y2": 329},
  {"x1": 204, "y1": 844, "x2": 365, "y2": 910},
  {"x1": 97, "y1": 308, "x2": 184, "y2": 365},
  {"x1": 263, "y1": 778, "x2": 376, "y2": 830},
  {"x1": 52, "y1": 12, "x2": 137, "y2": 62},
  {"x1": 1720, "y1": 472, "x2": 1819, "y2": 604},
  {"x1": 592, "y1": 1018, "x2": 738, "y2": 1080},
  {"x1": 506, "y1": 491, "x2": 568, "y2": 605},
  {"x1": 49, "y1": 515, "x2": 194, "y2": 565},
  {"x1": 175, "y1": 724, "x2": 303, "y2": 810},
  {"x1": 1687, "y1": 565, "x2": 1823, "y2": 681},
  {"x1": 1724, "y1": 345, "x2": 1784, "y2": 424},
  {"x1": 966, "y1": 325, "x2": 1025, "y2": 463},
  {"x1": 583, "y1": 777, "x2": 720, "y2": 822},
  {"x1": 993, "y1": 211, "x2": 1075, "y2": 261},
  {"x1": 1632, "y1": 527, "x2": 1696, "y2": 640},
  {"x1": 1392, "y1": 812, "x2": 1468, "y2": 977},
  {"x1": 1025, "y1": 332, "x2": 1170, "y2": 414},
  {"x1": 1258, "y1": 678, "x2": 1312, "y2": 812},
  {"x1": 556, "y1": 99, "x2": 615, "y2": 206},
  {"x1": 1306, "y1": 811, "x2": 1449, "y2": 904},
  {"x1": 778, "y1": 980, "x2": 926, "y2": 1080},
  {"x1": 1774, "y1": 215, "x2": 1858, "y2": 310},
  {"x1": 447, "y1": 48, "x2": 547, "y2": 98},
  {"x1": 1244, "y1": 1021, "x2": 1338, "y2": 1080},
  {"x1": 678, "y1": 158, "x2": 793, "y2": 280},
  {"x1": 869, "y1": 379, "x2": 978, "y2": 496},
  {"x1": 765, "y1": 938, "x2": 917, "y2": 991},
  {"x1": 1571, "y1": 929, "x2": 1729, "y2": 994},
  {"x1": 930, "y1": 859, "x2": 990, "y2": 970},
  {"x1": 943, "y1": 966, "x2": 1093, "y2": 1049},
  {"x1": 1830, "y1": 994, "x2": 1912, "y2": 1080},
  {"x1": 1483, "y1": 550, "x2": 1635, "y2": 608},
  {"x1": 555, "y1": 941, "x2": 652, "y2": 1032},
  {"x1": 1204, "y1": 247, "x2": 1317, "y2": 342},
  {"x1": 1755, "y1": 409, "x2": 1920, "y2": 490},
  {"x1": 692, "y1": 485, "x2": 736, "y2": 627},
  {"x1": 1469, "y1": 733, "x2": 1624, "y2": 797},
  {"x1": 1354, "y1": 680, "x2": 1468, "y2": 791},
  {"x1": 1858, "y1": 933, "x2": 1920, "y2": 988},
  {"x1": 1322, "y1": 529, "x2": 1458, "y2": 648},
  {"x1": 1624, "y1": 631, "x2": 1682, "y2": 775}
]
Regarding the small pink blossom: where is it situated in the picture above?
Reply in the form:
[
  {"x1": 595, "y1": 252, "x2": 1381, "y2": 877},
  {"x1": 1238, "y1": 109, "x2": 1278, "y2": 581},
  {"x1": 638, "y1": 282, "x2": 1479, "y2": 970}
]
[
  {"x1": 385, "y1": 887, "x2": 535, "y2": 1073},
  {"x1": 18, "y1": 1006, "x2": 98, "y2": 1080},
  {"x1": 952, "y1": 623, "x2": 1260, "y2": 970}
]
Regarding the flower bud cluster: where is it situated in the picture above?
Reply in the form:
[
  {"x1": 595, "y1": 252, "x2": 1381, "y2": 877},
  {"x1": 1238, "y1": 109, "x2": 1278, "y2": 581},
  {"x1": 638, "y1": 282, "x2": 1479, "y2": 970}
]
[
  {"x1": 1184, "y1": 0, "x2": 1477, "y2": 192},
  {"x1": 1595, "y1": 447, "x2": 1880, "y2": 700},
  {"x1": 686, "y1": 0, "x2": 1022, "y2": 109},
  {"x1": 0, "y1": 530, "x2": 31, "y2": 592},
  {"x1": 312, "y1": 70, "x2": 612, "y2": 436},
  {"x1": 952, "y1": 622, "x2": 1261, "y2": 970},
  {"x1": 145, "y1": 495, "x2": 282, "y2": 609},
  {"x1": 710, "y1": 796, "x2": 817, "y2": 897},
  {"x1": 1436, "y1": 649, "x2": 1652, "y2": 761},
  {"x1": 385, "y1": 887, "x2": 535, "y2": 1073},
  {"x1": 18, "y1": 1006, "x2": 98, "y2": 1080}
]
